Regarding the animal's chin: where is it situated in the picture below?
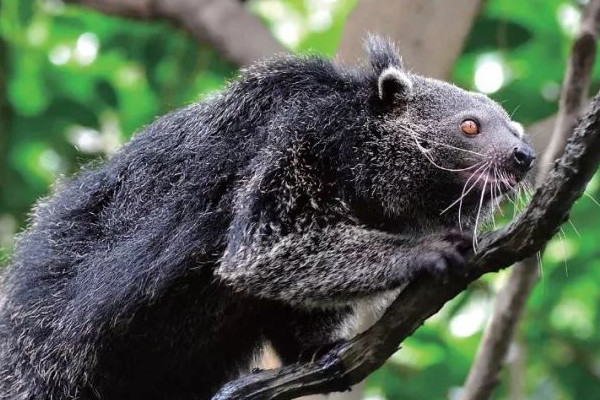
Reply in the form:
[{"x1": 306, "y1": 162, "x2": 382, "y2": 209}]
[{"x1": 458, "y1": 169, "x2": 519, "y2": 196}]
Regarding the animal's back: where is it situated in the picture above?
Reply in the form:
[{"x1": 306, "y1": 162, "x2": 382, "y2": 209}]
[{"x1": 0, "y1": 55, "x2": 365, "y2": 399}]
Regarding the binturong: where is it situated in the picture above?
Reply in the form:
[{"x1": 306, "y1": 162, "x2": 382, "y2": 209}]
[{"x1": 0, "y1": 37, "x2": 535, "y2": 400}]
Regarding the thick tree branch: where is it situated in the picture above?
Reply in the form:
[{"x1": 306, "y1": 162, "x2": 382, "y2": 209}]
[
  {"x1": 212, "y1": 90, "x2": 600, "y2": 400},
  {"x1": 65, "y1": 0, "x2": 287, "y2": 66},
  {"x1": 460, "y1": 2, "x2": 600, "y2": 399}
]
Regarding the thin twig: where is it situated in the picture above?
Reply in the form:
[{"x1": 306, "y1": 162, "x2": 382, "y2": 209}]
[{"x1": 460, "y1": 2, "x2": 600, "y2": 400}]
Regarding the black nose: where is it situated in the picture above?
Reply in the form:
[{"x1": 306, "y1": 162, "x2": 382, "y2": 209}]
[{"x1": 513, "y1": 144, "x2": 535, "y2": 171}]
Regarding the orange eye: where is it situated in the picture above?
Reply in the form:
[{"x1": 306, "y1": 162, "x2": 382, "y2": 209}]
[{"x1": 461, "y1": 119, "x2": 479, "y2": 135}]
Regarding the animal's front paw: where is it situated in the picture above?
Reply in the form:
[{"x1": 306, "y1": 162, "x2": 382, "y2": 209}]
[{"x1": 410, "y1": 229, "x2": 472, "y2": 282}]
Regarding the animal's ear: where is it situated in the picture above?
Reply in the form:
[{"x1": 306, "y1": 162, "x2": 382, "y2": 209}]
[
  {"x1": 377, "y1": 66, "x2": 413, "y2": 105},
  {"x1": 365, "y1": 35, "x2": 412, "y2": 105}
]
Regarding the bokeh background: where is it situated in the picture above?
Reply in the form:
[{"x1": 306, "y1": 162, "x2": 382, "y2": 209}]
[{"x1": 1, "y1": 0, "x2": 600, "y2": 399}]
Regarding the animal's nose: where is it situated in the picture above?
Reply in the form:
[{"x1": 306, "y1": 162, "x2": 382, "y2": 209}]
[{"x1": 512, "y1": 144, "x2": 536, "y2": 171}]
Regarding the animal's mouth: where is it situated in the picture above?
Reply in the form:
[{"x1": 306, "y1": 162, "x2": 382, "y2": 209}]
[
  {"x1": 440, "y1": 166, "x2": 524, "y2": 218},
  {"x1": 459, "y1": 169, "x2": 519, "y2": 196}
]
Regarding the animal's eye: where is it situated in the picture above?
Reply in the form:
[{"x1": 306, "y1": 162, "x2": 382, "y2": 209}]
[{"x1": 461, "y1": 119, "x2": 479, "y2": 135}]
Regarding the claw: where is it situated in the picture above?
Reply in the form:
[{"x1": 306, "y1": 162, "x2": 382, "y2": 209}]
[{"x1": 415, "y1": 230, "x2": 471, "y2": 282}]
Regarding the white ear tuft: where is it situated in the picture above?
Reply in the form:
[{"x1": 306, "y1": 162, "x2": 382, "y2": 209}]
[{"x1": 378, "y1": 66, "x2": 413, "y2": 104}]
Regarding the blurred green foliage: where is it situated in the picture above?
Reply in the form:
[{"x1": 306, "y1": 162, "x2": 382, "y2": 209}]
[{"x1": 1, "y1": 0, "x2": 599, "y2": 399}]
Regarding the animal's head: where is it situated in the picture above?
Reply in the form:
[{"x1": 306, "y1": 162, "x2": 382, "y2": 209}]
[{"x1": 348, "y1": 37, "x2": 535, "y2": 232}]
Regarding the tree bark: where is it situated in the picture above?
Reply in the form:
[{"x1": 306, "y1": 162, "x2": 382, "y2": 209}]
[
  {"x1": 65, "y1": 0, "x2": 287, "y2": 66},
  {"x1": 212, "y1": 88, "x2": 600, "y2": 400},
  {"x1": 460, "y1": 2, "x2": 600, "y2": 399}
]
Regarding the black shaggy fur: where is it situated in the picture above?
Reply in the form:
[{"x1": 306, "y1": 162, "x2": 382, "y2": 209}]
[{"x1": 0, "y1": 37, "x2": 534, "y2": 400}]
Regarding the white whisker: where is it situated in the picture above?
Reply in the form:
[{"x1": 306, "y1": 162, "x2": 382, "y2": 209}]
[
  {"x1": 473, "y1": 173, "x2": 489, "y2": 251},
  {"x1": 583, "y1": 191, "x2": 600, "y2": 209},
  {"x1": 460, "y1": 164, "x2": 490, "y2": 232},
  {"x1": 489, "y1": 169, "x2": 498, "y2": 229},
  {"x1": 567, "y1": 219, "x2": 581, "y2": 237},
  {"x1": 400, "y1": 128, "x2": 486, "y2": 157},
  {"x1": 558, "y1": 228, "x2": 569, "y2": 277},
  {"x1": 536, "y1": 250, "x2": 544, "y2": 280},
  {"x1": 411, "y1": 140, "x2": 483, "y2": 172},
  {"x1": 493, "y1": 172, "x2": 505, "y2": 217},
  {"x1": 439, "y1": 163, "x2": 488, "y2": 216}
]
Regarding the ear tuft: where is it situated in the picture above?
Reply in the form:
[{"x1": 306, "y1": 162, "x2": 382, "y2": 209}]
[
  {"x1": 378, "y1": 67, "x2": 413, "y2": 104},
  {"x1": 364, "y1": 34, "x2": 403, "y2": 73}
]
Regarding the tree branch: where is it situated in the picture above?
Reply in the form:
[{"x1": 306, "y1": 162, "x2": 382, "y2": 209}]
[
  {"x1": 460, "y1": 2, "x2": 600, "y2": 399},
  {"x1": 541, "y1": 1, "x2": 600, "y2": 177},
  {"x1": 65, "y1": 0, "x2": 287, "y2": 66},
  {"x1": 212, "y1": 88, "x2": 600, "y2": 400}
]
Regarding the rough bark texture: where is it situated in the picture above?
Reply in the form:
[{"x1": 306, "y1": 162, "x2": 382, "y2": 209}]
[
  {"x1": 336, "y1": 0, "x2": 484, "y2": 79},
  {"x1": 460, "y1": 2, "x2": 600, "y2": 399},
  {"x1": 212, "y1": 90, "x2": 600, "y2": 400},
  {"x1": 65, "y1": 0, "x2": 287, "y2": 66}
]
